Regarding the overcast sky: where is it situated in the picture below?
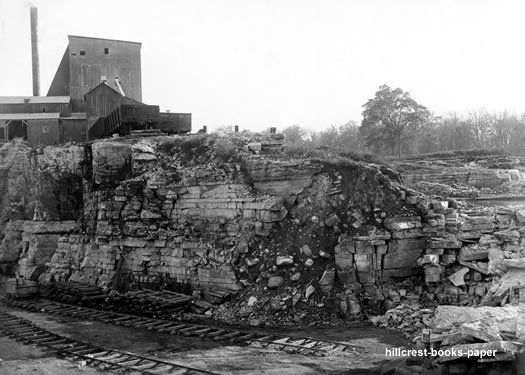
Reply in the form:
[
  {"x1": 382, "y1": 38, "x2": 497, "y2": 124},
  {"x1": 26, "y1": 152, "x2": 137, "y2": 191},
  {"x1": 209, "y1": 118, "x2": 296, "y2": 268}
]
[{"x1": 1, "y1": 0, "x2": 524, "y2": 131}]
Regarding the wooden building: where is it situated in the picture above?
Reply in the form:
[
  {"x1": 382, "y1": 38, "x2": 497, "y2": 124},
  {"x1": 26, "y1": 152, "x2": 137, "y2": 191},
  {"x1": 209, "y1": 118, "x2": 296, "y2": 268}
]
[
  {"x1": 48, "y1": 35, "x2": 142, "y2": 112},
  {"x1": 0, "y1": 96, "x2": 70, "y2": 115},
  {"x1": 0, "y1": 111, "x2": 88, "y2": 147},
  {"x1": 84, "y1": 82, "x2": 143, "y2": 117},
  {"x1": 1, "y1": 35, "x2": 190, "y2": 147}
]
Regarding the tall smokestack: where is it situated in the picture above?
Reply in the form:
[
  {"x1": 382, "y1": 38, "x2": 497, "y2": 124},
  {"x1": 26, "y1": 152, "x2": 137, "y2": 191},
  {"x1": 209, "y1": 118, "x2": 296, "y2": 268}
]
[{"x1": 30, "y1": 7, "x2": 40, "y2": 96}]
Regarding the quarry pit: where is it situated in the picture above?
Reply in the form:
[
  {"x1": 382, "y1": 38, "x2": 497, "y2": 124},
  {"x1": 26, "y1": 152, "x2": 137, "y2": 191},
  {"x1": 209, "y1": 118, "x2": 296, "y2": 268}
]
[{"x1": 0, "y1": 133, "x2": 523, "y2": 374}]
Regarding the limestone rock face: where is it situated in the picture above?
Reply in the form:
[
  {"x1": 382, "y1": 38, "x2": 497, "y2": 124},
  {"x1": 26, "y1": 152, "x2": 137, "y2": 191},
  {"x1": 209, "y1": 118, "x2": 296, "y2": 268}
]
[
  {"x1": 401, "y1": 167, "x2": 516, "y2": 189},
  {"x1": 91, "y1": 142, "x2": 132, "y2": 186},
  {"x1": 5, "y1": 135, "x2": 525, "y2": 329}
]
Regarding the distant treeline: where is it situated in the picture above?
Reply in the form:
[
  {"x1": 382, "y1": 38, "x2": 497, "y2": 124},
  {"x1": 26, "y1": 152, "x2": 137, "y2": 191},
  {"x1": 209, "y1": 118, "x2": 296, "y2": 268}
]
[
  {"x1": 214, "y1": 85, "x2": 525, "y2": 157},
  {"x1": 281, "y1": 109, "x2": 525, "y2": 157}
]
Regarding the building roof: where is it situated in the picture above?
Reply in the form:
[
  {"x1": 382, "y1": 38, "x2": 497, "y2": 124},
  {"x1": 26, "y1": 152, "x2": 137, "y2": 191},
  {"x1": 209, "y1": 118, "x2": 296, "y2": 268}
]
[
  {"x1": 85, "y1": 82, "x2": 122, "y2": 97},
  {"x1": 61, "y1": 113, "x2": 88, "y2": 120},
  {"x1": 0, "y1": 96, "x2": 70, "y2": 104},
  {"x1": 85, "y1": 82, "x2": 145, "y2": 105},
  {"x1": 68, "y1": 35, "x2": 141, "y2": 46},
  {"x1": 0, "y1": 113, "x2": 61, "y2": 120}
]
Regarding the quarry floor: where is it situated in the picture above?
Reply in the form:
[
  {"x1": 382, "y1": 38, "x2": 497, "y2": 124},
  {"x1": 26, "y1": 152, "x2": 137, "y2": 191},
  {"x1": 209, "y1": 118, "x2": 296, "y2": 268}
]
[{"x1": 0, "y1": 300, "x2": 408, "y2": 374}]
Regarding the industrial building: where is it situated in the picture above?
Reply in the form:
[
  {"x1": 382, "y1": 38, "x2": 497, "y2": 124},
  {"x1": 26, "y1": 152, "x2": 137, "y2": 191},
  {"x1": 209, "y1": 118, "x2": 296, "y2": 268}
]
[{"x1": 0, "y1": 8, "x2": 190, "y2": 148}]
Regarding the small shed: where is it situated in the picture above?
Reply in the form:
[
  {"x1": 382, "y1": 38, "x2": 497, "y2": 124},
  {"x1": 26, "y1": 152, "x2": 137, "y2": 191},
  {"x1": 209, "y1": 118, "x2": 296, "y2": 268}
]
[{"x1": 0, "y1": 113, "x2": 60, "y2": 147}]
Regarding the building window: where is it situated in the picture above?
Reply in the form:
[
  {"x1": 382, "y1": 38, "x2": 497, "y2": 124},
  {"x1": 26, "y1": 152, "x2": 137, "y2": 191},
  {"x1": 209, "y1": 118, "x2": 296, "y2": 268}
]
[
  {"x1": 104, "y1": 48, "x2": 109, "y2": 54},
  {"x1": 42, "y1": 126, "x2": 49, "y2": 134},
  {"x1": 80, "y1": 50, "x2": 86, "y2": 56}
]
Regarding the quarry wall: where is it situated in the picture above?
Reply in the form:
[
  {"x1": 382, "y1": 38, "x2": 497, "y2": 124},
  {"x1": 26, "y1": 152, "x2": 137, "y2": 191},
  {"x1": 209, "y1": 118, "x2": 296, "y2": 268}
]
[{"x1": 0, "y1": 137, "x2": 523, "y2": 322}]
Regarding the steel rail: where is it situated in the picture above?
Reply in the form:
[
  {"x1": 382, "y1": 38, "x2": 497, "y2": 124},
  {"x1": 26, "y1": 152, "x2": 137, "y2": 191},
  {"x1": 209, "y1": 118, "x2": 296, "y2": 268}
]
[
  {"x1": 5, "y1": 298, "x2": 362, "y2": 355},
  {"x1": 0, "y1": 311, "x2": 217, "y2": 375}
]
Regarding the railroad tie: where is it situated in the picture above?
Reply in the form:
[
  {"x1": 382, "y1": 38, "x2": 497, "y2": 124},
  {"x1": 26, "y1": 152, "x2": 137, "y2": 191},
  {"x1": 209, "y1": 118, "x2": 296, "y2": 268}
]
[
  {"x1": 230, "y1": 333, "x2": 256, "y2": 343},
  {"x1": 166, "y1": 323, "x2": 192, "y2": 334},
  {"x1": 212, "y1": 331, "x2": 243, "y2": 341},
  {"x1": 150, "y1": 322, "x2": 177, "y2": 332},
  {"x1": 178, "y1": 326, "x2": 202, "y2": 336}
]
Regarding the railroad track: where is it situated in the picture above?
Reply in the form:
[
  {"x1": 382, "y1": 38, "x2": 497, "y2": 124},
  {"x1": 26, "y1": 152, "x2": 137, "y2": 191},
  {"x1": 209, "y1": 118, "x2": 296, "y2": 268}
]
[
  {"x1": 6, "y1": 298, "x2": 361, "y2": 356},
  {"x1": 0, "y1": 311, "x2": 216, "y2": 374}
]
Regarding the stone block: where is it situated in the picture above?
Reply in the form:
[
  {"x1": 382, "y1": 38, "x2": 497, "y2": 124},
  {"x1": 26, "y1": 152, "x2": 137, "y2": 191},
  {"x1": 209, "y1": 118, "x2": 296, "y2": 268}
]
[
  {"x1": 424, "y1": 266, "x2": 441, "y2": 283},
  {"x1": 449, "y1": 267, "x2": 469, "y2": 286},
  {"x1": 441, "y1": 253, "x2": 456, "y2": 264},
  {"x1": 376, "y1": 244, "x2": 388, "y2": 254},
  {"x1": 352, "y1": 231, "x2": 391, "y2": 241},
  {"x1": 335, "y1": 239, "x2": 355, "y2": 254},
  {"x1": 335, "y1": 252, "x2": 353, "y2": 270},
  {"x1": 383, "y1": 249, "x2": 424, "y2": 269},
  {"x1": 153, "y1": 240, "x2": 166, "y2": 247},
  {"x1": 423, "y1": 226, "x2": 439, "y2": 234},
  {"x1": 380, "y1": 268, "x2": 423, "y2": 279},
  {"x1": 460, "y1": 221, "x2": 495, "y2": 232},
  {"x1": 354, "y1": 240, "x2": 375, "y2": 254},
  {"x1": 459, "y1": 244, "x2": 489, "y2": 261},
  {"x1": 432, "y1": 201, "x2": 449, "y2": 211},
  {"x1": 356, "y1": 270, "x2": 375, "y2": 284},
  {"x1": 319, "y1": 270, "x2": 335, "y2": 292},
  {"x1": 494, "y1": 229, "x2": 520, "y2": 242},
  {"x1": 336, "y1": 269, "x2": 357, "y2": 285},
  {"x1": 457, "y1": 231, "x2": 483, "y2": 240},
  {"x1": 419, "y1": 254, "x2": 439, "y2": 266},
  {"x1": 488, "y1": 247, "x2": 505, "y2": 274},
  {"x1": 391, "y1": 228, "x2": 424, "y2": 239},
  {"x1": 383, "y1": 216, "x2": 422, "y2": 231},
  {"x1": 428, "y1": 236, "x2": 462, "y2": 249},
  {"x1": 502, "y1": 258, "x2": 525, "y2": 269},
  {"x1": 388, "y1": 238, "x2": 426, "y2": 253},
  {"x1": 354, "y1": 254, "x2": 371, "y2": 272}
]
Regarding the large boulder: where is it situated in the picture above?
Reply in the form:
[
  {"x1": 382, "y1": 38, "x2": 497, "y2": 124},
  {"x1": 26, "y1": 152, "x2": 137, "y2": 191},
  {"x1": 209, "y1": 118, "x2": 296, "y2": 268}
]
[
  {"x1": 432, "y1": 305, "x2": 519, "y2": 334},
  {"x1": 91, "y1": 142, "x2": 132, "y2": 186}
]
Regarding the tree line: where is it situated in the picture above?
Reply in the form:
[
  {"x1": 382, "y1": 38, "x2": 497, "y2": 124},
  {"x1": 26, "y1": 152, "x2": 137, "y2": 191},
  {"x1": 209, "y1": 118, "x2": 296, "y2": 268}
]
[{"x1": 282, "y1": 85, "x2": 525, "y2": 157}]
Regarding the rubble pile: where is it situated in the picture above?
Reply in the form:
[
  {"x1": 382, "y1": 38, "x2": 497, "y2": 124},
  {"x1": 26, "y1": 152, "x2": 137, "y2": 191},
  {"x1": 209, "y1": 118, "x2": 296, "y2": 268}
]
[
  {"x1": 370, "y1": 303, "x2": 434, "y2": 338},
  {"x1": 426, "y1": 303, "x2": 524, "y2": 373}
]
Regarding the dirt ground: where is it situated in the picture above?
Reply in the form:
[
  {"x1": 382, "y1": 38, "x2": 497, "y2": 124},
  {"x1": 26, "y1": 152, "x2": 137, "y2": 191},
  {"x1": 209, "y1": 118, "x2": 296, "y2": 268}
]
[{"x1": 0, "y1": 301, "x2": 408, "y2": 374}]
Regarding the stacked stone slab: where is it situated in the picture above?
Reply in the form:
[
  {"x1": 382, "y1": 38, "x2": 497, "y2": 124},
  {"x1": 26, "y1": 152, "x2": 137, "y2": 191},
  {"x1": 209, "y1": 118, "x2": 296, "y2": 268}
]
[
  {"x1": 333, "y1": 194, "x2": 525, "y2": 309},
  {"x1": 0, "y1": 139, "x2": 312, "y2": 291}
]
